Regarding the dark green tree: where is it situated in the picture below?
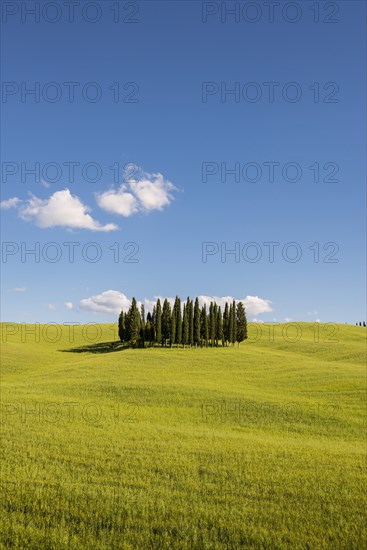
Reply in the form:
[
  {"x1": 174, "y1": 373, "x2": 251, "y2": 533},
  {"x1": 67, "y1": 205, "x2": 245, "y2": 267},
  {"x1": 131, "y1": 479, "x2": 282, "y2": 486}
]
[
  {"x1": 209, "y1": 302, "x2": 216, "y2": 347},
  {"x1": 216, "y1": 306, "x2": 223, "y2": 347},
  {"x1": 186, "y1": 298, "x2": 194, "y2": 347},
  {"x1": 193, "y1": 298, "x2": 201, "y2": 346},
  {"x1": 182, "y1": 304, "x2": 189, "y2": 347},
  {"x1": 236, "y1": 301, "x2": 247, "y2": 346},
  {"x1": 223, "y1": 302, "x2": 229, "y2": 346},
  {"x1": 170, "y1": 306, "x2": 176, "y2": 348},
  {"x1": 162, "y1": 299, "x2": 171, "y2": 346},
  {"x1": 231, "y1": 300, "x2": 237, "y2": 346},
  {"x1": 228, "y1": 303, "x2": 234, "y2": 345},
  {"x1": 200, "y1": 305, "x2": 208, "y2": 347},
  {"x1": 118, "y1": 310, "x2": 125, "y2": 342},
  {"x1": 145, "y1": 319, "x2": 152, "y2": 345},
  {"x1": 155, "y1": 299, "x2": 162, "y2": 346},
  {"x1": 175, "y1": 297, "x2": 182, "y2": 345},
  {"x1": 126, "y1": 298, "x2": 140, "y2": 346},
  {"x1": 140, "y1": 304, "x2": 146, "y2": 346}
]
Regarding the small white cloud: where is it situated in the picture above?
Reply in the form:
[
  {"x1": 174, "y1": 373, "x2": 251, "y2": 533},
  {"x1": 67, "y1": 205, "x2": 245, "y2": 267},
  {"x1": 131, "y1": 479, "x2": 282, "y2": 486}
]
[
  {"x1": 80, "y1": 290, "x2": 132, "y2": 315},
  {"x1": 96, "y1": 186, "x2": 138, "y2": 217},
  {"x1": 97, "y1": 171, "x2": 177, "y2": 217},
  {"x1": 284, "y1": 317, "x2": 292, "y2": 323},
  {"x1": 64, "y1": 302, "x2": 73, "y2": 310},
  {"x1": 129, "y1": 173, "x2": 177, "y2": 212},
  {"x1": 48, "y1": 303, "x2": 56, "y2": 310},
  {"x1": 40, "y1": 179, "x2": 51, "y2": 188},
  {"x1": 315, "y1": 318, "x2": 321, "y2": 323},
  {"x1": 1, "y1": 197, "x2": 21, "y2": 209},
  {"x1": 19, "y1": 189, "x2": 118, "y2": 232},
  {"x1": 12, "y1": 287, "x2": 27, "y2": 292}
]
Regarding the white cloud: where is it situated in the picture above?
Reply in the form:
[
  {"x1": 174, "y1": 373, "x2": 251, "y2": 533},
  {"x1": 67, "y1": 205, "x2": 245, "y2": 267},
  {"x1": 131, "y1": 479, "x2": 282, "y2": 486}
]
[
  {"x1": 48, "y1": 303, "x2": 56, "y2": 310},
  {"x1": 197, "y1": 295, "x2": 272, "y2": 318},
  {"x1": 64, "y1": 302, "x2": 73, "y2": 310},
  {"x1": 96, "y1": 187, "x2": 138, "y2": 217},
  {"x1": 315, "y1": 318, "x2": 321, "y2": 323},
  {"x1": 78, "y1": 291, "x2": 272, "y2": 318},
  {"x1": 80, "y1": 290, "x2": 132, "y2": 315},
  {"x1": 97, "y1": 171, "x2": 177, "y2": 217},
  {"x1": 19, "y1": 189, "x2": 118, "y2": 232},
  {"x1": 12, "y1": 287, "x2": 27, "y2": 292},
  {"x1": 1, "y1": 197, "x2": 21, "y2": 209},
  {"x1": 129, "y1": 173, "x2": 176, "y2": 211}
]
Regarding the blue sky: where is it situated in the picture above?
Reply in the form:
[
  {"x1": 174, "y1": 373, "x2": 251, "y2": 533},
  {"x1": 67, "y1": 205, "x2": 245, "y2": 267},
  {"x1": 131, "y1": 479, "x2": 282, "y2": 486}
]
[{"x1": 1, "y1": 0, "x2": 366, "y2": 325}]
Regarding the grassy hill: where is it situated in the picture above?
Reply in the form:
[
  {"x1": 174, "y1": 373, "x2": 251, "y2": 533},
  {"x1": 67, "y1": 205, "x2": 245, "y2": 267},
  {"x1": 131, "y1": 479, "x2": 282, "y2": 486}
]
[{"x1": 1, "y1": 322, "x2": 366, "y2": 549}]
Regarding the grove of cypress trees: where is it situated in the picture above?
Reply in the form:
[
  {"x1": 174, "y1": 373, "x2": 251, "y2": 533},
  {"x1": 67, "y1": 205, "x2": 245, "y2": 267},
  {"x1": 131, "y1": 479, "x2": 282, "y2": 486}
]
[{"x1": 117, "y1": 296, "x2": 249, "y2": 350}]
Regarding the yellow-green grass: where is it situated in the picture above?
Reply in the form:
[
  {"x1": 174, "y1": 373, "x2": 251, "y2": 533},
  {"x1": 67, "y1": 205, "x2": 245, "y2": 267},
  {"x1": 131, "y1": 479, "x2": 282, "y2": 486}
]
[{"x1": 1, "y1": 322, "x2": 366, "y2": 549}]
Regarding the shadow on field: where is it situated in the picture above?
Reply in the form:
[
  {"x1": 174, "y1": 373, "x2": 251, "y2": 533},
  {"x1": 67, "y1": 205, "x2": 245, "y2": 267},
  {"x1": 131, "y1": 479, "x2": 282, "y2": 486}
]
[{"x1": 60, "y1": 342, "x2": 129, "y2": 354}]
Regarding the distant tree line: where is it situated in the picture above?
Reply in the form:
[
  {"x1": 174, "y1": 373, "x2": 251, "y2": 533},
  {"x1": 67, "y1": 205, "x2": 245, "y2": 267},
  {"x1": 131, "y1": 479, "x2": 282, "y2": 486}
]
[{"x1": 118, "y1": 297, "x2": 247, "y2": 348}]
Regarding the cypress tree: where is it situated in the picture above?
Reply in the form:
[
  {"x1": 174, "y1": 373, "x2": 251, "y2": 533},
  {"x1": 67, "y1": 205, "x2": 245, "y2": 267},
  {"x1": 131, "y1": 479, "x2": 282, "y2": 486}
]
[
  {"x1": 118, "y1": 310, "x2": 125, "y2": 342},
  {"x1": 140, "y1": 304, "x2": 146, "y2": 346},
  {"x1": 176, "y1": 297, "x2": 182, "y2": 345},
  {"x1": 162, "y1": 299, "x2": 171, "y2": 346},
  {"x1": 200, "y1": 305, "x2": 208, "y2": 347},
  {"x1": 182, "y1": 304, "x2": 189, "y2": 347},
  {"x1": 216, "y1": 306, "x2": 223, "y2": 347},
  {"x1": 126, "y1": 298, "x2": 140, "y2": 346},
  {"x1": 228, "y1": 303, "x2": 234, "y2": 345},
  {"x1": 223, "y1": 302, "x2": 229, "y2": 346},
  {"x1": 213, "y1": 303, "x2": 218, "y2": 346},
  {"x1": 145, "y1": 319, "x2": 151, "y2": 345},
  {"x1": 236, "y1": 301, "x2": 247, "y2": 346},
  {"x1": 193, "y1": 298, "x2": 201, "y2": 347},
  {"x1": 156, "y1": 299, "x2": 162, "y2": 346},
  {"x1": 170, "y1": 306, "x2": 176, "y2": 348},
  {"x1": 209, "y1": 302, "x2": 215, "y2": 347},
  {"x1": 231, "y1": 300, "x2": 237, "y2": 346},
  {"x1": 186, "y1": 298, "x2": 194, "y2": 347}
]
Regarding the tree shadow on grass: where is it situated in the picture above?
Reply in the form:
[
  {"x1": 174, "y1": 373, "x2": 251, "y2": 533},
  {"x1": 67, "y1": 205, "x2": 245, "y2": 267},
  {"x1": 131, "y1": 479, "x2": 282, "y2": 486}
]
[{"x1": 59, "y1": 342, "x2": 129, "y2": 354}]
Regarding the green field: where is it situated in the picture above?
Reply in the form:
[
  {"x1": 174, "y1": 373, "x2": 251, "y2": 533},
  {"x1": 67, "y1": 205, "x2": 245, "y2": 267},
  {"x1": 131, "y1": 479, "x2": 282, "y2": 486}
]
[{"x1": 1, "y1": 322, "x2": 366, "y2": 549}]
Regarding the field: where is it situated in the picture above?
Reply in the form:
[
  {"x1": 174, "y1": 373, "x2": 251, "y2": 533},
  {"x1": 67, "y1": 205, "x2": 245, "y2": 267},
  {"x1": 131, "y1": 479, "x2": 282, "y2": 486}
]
[{"x1": 1, "y1": 322, "x2": 366, "y2": 549}]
